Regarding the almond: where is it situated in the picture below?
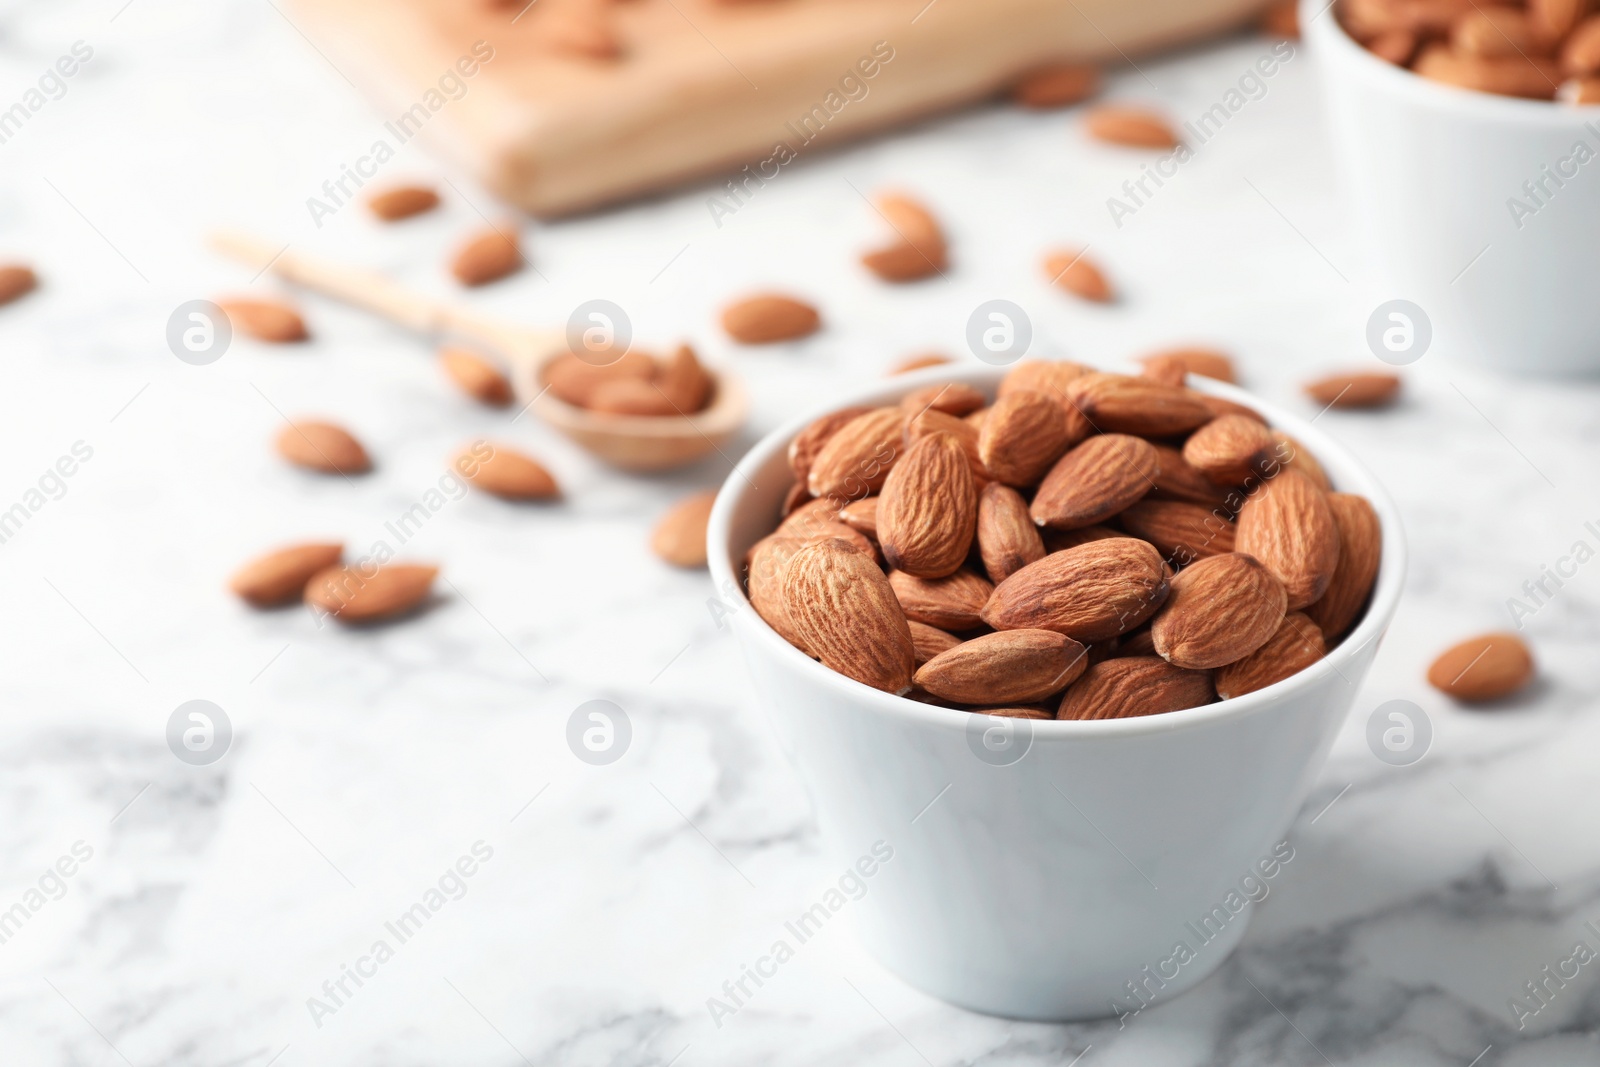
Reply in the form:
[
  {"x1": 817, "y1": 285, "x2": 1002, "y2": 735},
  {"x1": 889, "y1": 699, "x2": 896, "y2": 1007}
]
[
  {"x1": 0, "y1": 264, "x2": 38, "y2": 307},
  {"x1": 975, "y1": 705, "x2": 1055, "y2": 719},
  {"x1": 983, "y1": 536, "x2": 1168, "y2": 641},
  {"x1": 1426, "y1": 632, "x2": 1535, "y2": 701},
  {"x1": 220, "y1": 298, "x2": 308, "y2": 342},
  {"x1": 1056, "y1": 656, "x2": 1215, "y2": 720},
  {"x1": 1369, "y1": 29, "x2": 1419, "y2": 65},
  {"x1": 1414, "y1": 45, "x2": 1560, "y2": 99},
  {"x1": 1117, "y1": 625, "x2": 1156, "y2": 657},
  {"x1": 1118, "y1": 499, "x2": 1236, "y2": 561},
  {"x1": 781, "y1": 481, "x2": 812, "y2": 517},
  {"x1": 746, "y1": 534, "x2": 813, "y2": 652},
  {"x1": 863, "y1": 241, "x2": 947, "y2": 282},
  {"x1": 1183, "y1": 413, "x2": 1277, "y2": 484},
  {"x1": 999, "y1": 359, "x2": 1094, "y2": 401},
  {"x1": 534, "y1": 0, "x2": 621, "y2": 58},
  {"x1": 807, "y1": 407, "x2": 904, "y2": 499},
  {"x1": 455, "y1": 442, "x2": 560, "y2": 500},
  {"x1": 1214, "y1": 612, "x2": 1324, "y2": 698},
  {"x1": 1043, "y1": 249, "x2": 1114, "y2": 303},
  {"x1": 978, "y1": 483, "x2": 1046, "y2": 583},
  {"x1": 877, "y1": 432, "x2": 976, "y2": 578},
  {"x1": 838, "y1": 496, "x2": 879, "y2": 539},
  {"x1": 778, "y1": 506, "x2": 876, "y2": 561},
  {"x1": 1084, "y1": 104, "x2": 1180, "y2": 148},
  {"x1": 978, "y1": 390, "x2": 1072, "y2": 487},
  {"x1": 652, "y1": 490, "x2": 717, "y2": 567},
  {"x1": 1235, "y1": 469, "x2": 1340, "y2": 610},
  {"x1": 1200, "y1": 393, "x2": 1267, "y2": 424},
  {"x1": 305, "y1": 562, "x2": 439, "y2": 623},
  {"x1": 1272, "y1": 431, "x2": 1332, "y2": 492},
  {"x1": 275, "y1": 420, "x2": 371, "y2": 474},
  {"x1": 657, "y1": 344, "x2": 715, "y2": 413},
  {"x1": 1454, "y1": 7, "x2": 1542, "y2": 57},
  {"x1": 1305, "y1": 493, "x2": 1382, "y2": 641},
  {"x1": 1063, "y1": 373, "x2": 1213, "y2": 436},
  {"x1": 588, "y1": 375, "x2": 678, "y2": 416},
  {"x1": 542, "y1": 350, "x2": 656, "y2": 408},
  {"x1": 450, "y1": 227, "x2": 523, "y2": 286},
  {"x1": 877, "y1": 193, "x2": 945, "y2": 251},
  {"x1": 439, "y1": 346, "x2": 513, "y2": 407},
  {"x1": 890, "y1": 568, "x2": 993, "y2": 630},
  {"x1": 904, "y1": 408, "x2": 988, "y2": 481},
  {"x1": 229, "y1": 542, "x2": 343, "y2": 607},
  {"x1": 863, "y1": 193, "x2": 947, "y2": 282},
  {"x1": 900, "y1": 382, "x2": 986, "y2": 418},
  {"x1": 789, "y1": 406, "x2": 872, "y2": 486},
  {"x1": 1149, "y1": 444, "x2": 1229, "y2": 506},
  {"x1": 1138, "y1": 354, "x2": 1189, "y2": 387},
  {"x1": 1031, "y1": 434, "x2": 1158, "y2": 529},
  {"x1": 1562, "y1": 15, "x2": 1600, "y2": 73},
  {"x1": 1303, "y1": 371, "x2": 1402, "y2": 409},
  {"x1": 915, "y1": 629, "x2": 1088, "y2": 704},
  {"x1": 782, "y1": 538, "x2": 916, "y2": 694},
  {"x1": 1531, "y1": 0, "x2": 1587, "y2": 42},
  {"x1": 721, "y1": 293, "x2": 821, "y2": 343},
  {"x1": 966, "y1": 406, "x2": 991, "y2": 431},
  {"x1": 1151, "y1": 553, "x2": 1287, "y2": 669},
  {"x1": 889, "y1": 352, "x2": 953, "y2": 375},
  {"x1": 1261, "y1": 0, "x2": 1299, "y2": 37},
  {"x1": 1012, "y1": 62, "x2": 1100, "y2": 108},
  {"x1": 909, "y1": 620, "x2": 962, "y2": 665},
  {"x1": 366, "y1": 184, "x2": 440, "y2": 221}
]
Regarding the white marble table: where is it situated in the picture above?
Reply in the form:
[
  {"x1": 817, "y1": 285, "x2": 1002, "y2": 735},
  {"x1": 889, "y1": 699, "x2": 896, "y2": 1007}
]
[{"x1": 2, "y1": 2, "x2": 1598, "y2": 1064}]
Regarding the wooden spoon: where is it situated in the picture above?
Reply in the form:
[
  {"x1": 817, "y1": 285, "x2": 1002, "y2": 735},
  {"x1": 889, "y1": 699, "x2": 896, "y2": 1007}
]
[{"x1": 208, "y1": 231, "x2": 748, "y2": 472}]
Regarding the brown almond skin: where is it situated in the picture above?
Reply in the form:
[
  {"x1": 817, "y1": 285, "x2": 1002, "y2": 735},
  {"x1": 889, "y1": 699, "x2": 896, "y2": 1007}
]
[
  {"x1": 983, "y1": 537, "x2": 1168, "y2": 641},
  {"x1": 808, "y1": 407, "x2": 904, "y2": 499},
  {"x1": 979, "y1": 390, "x2": 1071, "y2": 487},
  {"x1": 779, "y1": 500, "x2": 875, "y2": 558},
  {"x1": 1562, "y1": 15, "x2": 1600, "y2": 74},
  {"x1": 877, "y1": 433, "x2": 976, "y2": 578},
  {"x1": 889, "y1": 352, "x2": 953, "y2": 375},
  {"x1": 1215, "y1": 612, "x2": 1324, "y2": 699},
  {"x1": 1118, "y1": 499, "x2": 1236, "y2": 561},
  {"x1": 220, "y1": 298, "x2": 308, "y2": 343},
  {"x1": 1262, "y1": 0, "x2": 1299, "y2": 36},
  {"x1": 450, "y1": 228, "x2": 523, "y2": 286},
  {"x1": 1064, "y1": 373, "x2": 1213, "y2": 436},
  {"x1": 909, "y1": 620, "x2": 962, "y2": 666},
  {"x1": 542, "y1": 350, "x2": 656, "y2": 408},
  {"x1": 789, "y1": 406, "x2": 872, "y2": 486},
  {"x1": 1236, "y1": 469, "x2": 1340, "y2": 610},
  {"x1": 1140, "y1": 347, "x2": 1237, "y2": 384},
  {"x1": 1183, "y1": 414, "x2": 1277, "y2": 484},
  {"x1": 1413, "y1": 45, "x2": 1560, "y2": 99},
  {"x1": 838, "y1": 496, "x2": 879, "y2": 539},
  {"x1": 1426, "y1": 632, "x2": 1535, "y2": 702},
  {"x1": 978, "y1": 483, "x2": 1046, "y2": 583},
  {"x1": 1057, "y1": 657, "x2": 1215, "y2": 720},
  {"x1": 367, "y1": 184, "x2": 440, "y2": 221},
  {"x1": 1084, "y1": 105, "x2": 1180, "y2": 148},
  {"x1": 1013, "y1": 62, "x2": 1100, "y2": 108},
  {"x1": 1031, "y1": 434, "x2": 1158, "y2": 530},
  {"x1": 901, "y1": 382, "x2": 986, "y2": 418},
  {"x1": 890, "y1": 568, "x2": 993, "y2": 630},
  {"x1": 915, "y1": 629, "x2": 1089, "y2": 704},
  {"x1": 455, "y1": 443, "x2": 559, "y2": 500},
  {"x1": 863, "y1": 241, "x2": 946, "y2": 282},
  {"x1": 877, "y1": 193, "x2": 945, "y2": 251},
  {"x1": 1271, "y1": 432, "x2": 1332, "y2": 493},
  {"x1": 588, "y1": 376, "x2": 678, "y2": 416},
  {"x1": 0, "y1": 264, "x2": 39, "y2": 307},
  {"x1": 1454, "y1": 7, "x2": 1541, "y2": 58},
  {"x1": 1304, "y1": 371, "x2": 1402, "y2": 410},
  {"x1": 439, "y1": 346, "x2": 513, "y2": 407},
  {"x1": 652, "y1": 491, "x2": 717, "y2": 568},
  {"x1": 781, "y1": 481, "x2": 812, "y2": 517},
  {"x1": 230, "y1": 542, "x2": 343, "y2": 607},
  {"x1": 276, "y1": 421, "x2": 370, "y2": 474},
  {"x1": 657, "y1": 344, "x2": 714, "y2": 413},
  {"x1": 1151, "y1": 553, "x2": 1287, "y2": 669},
  {"x1": 1305, "y1": 493, "x2": 1382, "y2": 641},
  {"x1": 1532, "y1": 0, "x2": 1587, "y2": 43},
  {"x1": 999, "y1": 359, "x2": 1094, "y2": 401},
  {"x1": 782, "y1": 538, "x2": 915, "y2": 694},
  {"x1": 1149, "y1": 444, "x2": 1229, "y2": 507},
  {"x1": 746, "y1": 534, "x2": 813, "y2": 653},
  {"x1": 305, "y1": 563, "x2": 439, "y2": 624},
  {"x1": 721, "y1": 294, "x2": 821, "y2": 344},
  {"x1": 1044, "y1": 250, "x2": 1114, "y2": 303},
  {"x1": 904, "y1": 407, "x2": 989, "y2": 483}
]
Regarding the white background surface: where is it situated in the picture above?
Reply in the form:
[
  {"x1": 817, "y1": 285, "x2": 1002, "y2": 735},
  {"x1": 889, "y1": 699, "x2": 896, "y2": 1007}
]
[{"x1": 1, "y1": 1, "x2": 1598, "y2": 1064}]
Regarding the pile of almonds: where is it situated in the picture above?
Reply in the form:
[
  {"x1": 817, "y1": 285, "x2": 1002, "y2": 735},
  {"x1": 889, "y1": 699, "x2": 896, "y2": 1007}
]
[
  {"x1": 743, "y1": 360, "x2": 1385, "y2": 720},
  {"x1": 1342, "y1": 0, "x2": 1600, "y2": 102},
  {"x1": 542, "y1": 343, "x2": 716, "y2": 416}
]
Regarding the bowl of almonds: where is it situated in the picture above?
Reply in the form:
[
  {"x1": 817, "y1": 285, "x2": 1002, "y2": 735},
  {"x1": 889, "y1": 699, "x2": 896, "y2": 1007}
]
[
  {"x1": 706, "y1": 359, "x2": 1404, "y2": 1019},
  {"x1": 1307, "y1": 0, "x2": 1600, "y2": 375}
]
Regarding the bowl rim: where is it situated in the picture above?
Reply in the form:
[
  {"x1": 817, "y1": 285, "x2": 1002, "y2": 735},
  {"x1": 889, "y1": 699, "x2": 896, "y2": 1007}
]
[
  {"x1": 706, "y1": 360, "x2": 1409, "y2": 741},
  {"x1": 1301, "y1": 0, "x2": 1600, "y2": 121}
]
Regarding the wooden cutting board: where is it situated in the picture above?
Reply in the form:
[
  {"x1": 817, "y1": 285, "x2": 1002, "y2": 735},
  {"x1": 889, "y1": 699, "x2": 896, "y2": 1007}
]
[{"x1": 289, "y1": 0, "x2": 1265, "y2": 217}]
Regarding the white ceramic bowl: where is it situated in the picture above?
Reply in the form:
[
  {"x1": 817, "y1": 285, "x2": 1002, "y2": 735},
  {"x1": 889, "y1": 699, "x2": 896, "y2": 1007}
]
[
  {"x1": 1305, "y1": 0, "x2": 1600, "y2": 376},
  {"x1": 706, "y1": 364, "x2": 1407, "y2": 1020}
]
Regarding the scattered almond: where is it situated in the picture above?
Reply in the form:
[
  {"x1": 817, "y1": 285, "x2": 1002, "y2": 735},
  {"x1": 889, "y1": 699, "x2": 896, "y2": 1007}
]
[
  {"x1": 229, "y1": 542, "x2": 343, "y2": 607},
  {"x1": 915, "y1": 629, "x2": 1088, "y2": 704},
  {"x1": 1304, "y1": 371, "x2": 1402, "y2": 409},
  {"x1": 305, "y1": 562, "x2": 439, "y2": 623},
  {"x1": 367, "y1": 184, "x2": 440, "y2": 221},
  {"x1": 1012, "y1": 62, "x2": 1101, "y2": 108},
  {"x1": 652, "y1": 490, "x2": 717, "y2": 568},
  {"x1": 1043, "y1": 249, "x2": 1114, "y2": 302},
  {"x1": 1057, "y1": 656, "x2": 1215, "y2": 720},
  {"x1": 455, "y1": 442, "x2": 560, "y2": 500},
  {"x1": 782, "y1": 538, "x2": 916, "y2": 694},
  {"x1": 440, "y1": 346, "x2": 513, "y2": 407},
  {"x1": 1215, "y1": 612, "x2": 1324, "y2": 698},
  {"x1": 721, "y1": 293, "x2": 821, "y2": 344},
  {"x1": 1427, "y1": 632, "x2": 1535, "y2": 701},
  {"x1": 220, "y1": 298, "x2": 308, "y2": 343},
  {"x1": 1084, "y1": 104, "x2": 1180, "y2": 148},
  {"x1": 450, "y1": 227, "x2": 523, "y2": 286},
  {"x1": 889, "y1": 352, "x2": 954, "y2": 375},
  {"x1": 0, "y1": 264, "x2": 38, "y2": 307},
  {"x1": 863, "y1": 192, "x2": 947, "y2": 282},
  {"x1": 275, "y1": 420, "x2": 371, "y2": 474}
]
